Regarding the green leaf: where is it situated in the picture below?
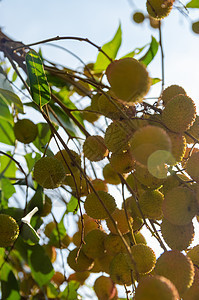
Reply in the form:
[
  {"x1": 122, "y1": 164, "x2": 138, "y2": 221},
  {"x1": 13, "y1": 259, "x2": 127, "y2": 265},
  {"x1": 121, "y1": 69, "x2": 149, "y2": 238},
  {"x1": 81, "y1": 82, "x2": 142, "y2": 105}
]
[
  {"x1": 94, "y1": 24, "x2": 122, "y2": 71},
  {"x1": 0, "y1": 151, "x2": 16, "y2": 178},
  {"x1": 0, "y1": 88, "x2": 24, "y2": 114},
  {"x1": 139, "y1": 36, "x2": 159, "y2": 66},
  {"x1": 67, "y1": 196, "x2": 79, "y2": 213},
  {"x1": 0, "y1": 119, "x2": 15, "y2": 145},
  {"x1": 151, "y1": 77, "x2": 161, "y2": 85},
  {"x1": 32, "y1": 122, "x2": 53, "y2": 154},
  {"x1": 26, "y1": 50, "x2": 51, "y2": 108},
  {"x1": 24, "y1": 152, "x2": 41, "y2": 172},
  {"x1": 20, "y1": 222, "x2": 40, "y2": 245},
  {"x1": 27, "y1": 244, "x2": 54, "y2": 286},
  {"x1": 186, "y1": 0, "x2": 199, "y2": 8},
  {"x1": 0, "y1": 96, "x2": 13, "y2": 124},
  {"x1": 0, "y1": 207, "x2": 24, "y2": 221},
  {"x1": 0, "y1": 177, "x2": 16, "y2": 200},
  {"x1": 27, "y1": 185, "x2": 44, "y2": 214},
  {"x1": 0, "y1": 262, "x2": 20, "y2": 300},
  {"x1": 60, "y1": 281, "x2": 80, "y2": 300}
]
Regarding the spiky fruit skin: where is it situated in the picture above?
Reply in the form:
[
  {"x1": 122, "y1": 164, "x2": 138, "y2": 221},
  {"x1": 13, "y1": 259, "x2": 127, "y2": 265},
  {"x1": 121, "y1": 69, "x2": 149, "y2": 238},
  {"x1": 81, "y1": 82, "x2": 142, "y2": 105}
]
[
  {"x1": 97, "y1": 91, "x2": 127, "y2": 120},
  {"x1": 162, "y1": 186, "x2": 197, "y2": 225},
  {"x1": 106, "y1": 58, "x2": 151, "y2": 103},
  {"x1": 134, "y1": 232, "x2": 147, "y2": 245},
  {"x1": 91, "y1": 179, "x2": 108, "y2": 192},
  {"x1": 81, "y1": 105, "x2": 99, "y2": 123},
  {"x1": 109, "y1": 253, "x2": 132, "y2": 286},
  {"x1": 154, "y1": 250, "x2": 195, "y2": 296},
  {"x1": 68, "y1": 271, "x2": 90, "y2": 285},
  {"x1": 106, "y1": 208, "x2": 132, "y2": 234},
  {"x1": 134, "y1": 164, "x2": 165, "y2": 189},
  {"x1": 0, "y1": 214, "x2": 19, "y2": 247},
  {"x1": 95, "y1": 252, "x2": 115, "y2": 274},
  {"x1": 192, "y1": 21, "x2": 199, "y2": 34},
  {"x1": 185, "y1": 115, "x2": 199, "y2": 143},
  {"x1": 125, "y1": 196, "x2": 142, "y2": 219},
  {"x1": 54, "y1": 149, "x2": 81, "y2": 175},
  {"x1": 103, "y1": 163, "x2": 121, "y2": 185},
  {"x1": 131, "y1": 244, "x2": 156, "y2": 275},
  {"x1": 139, "y1": 190, "x2": 164, "y2": 220},
  {"x1": 133, "y1": 12, "x2": 145, "y2": 23},
  {"x1": 13, "y1": 119, "x2": 38, "y2": 144},
  {"x1": 82, "y1": 229, "x2": 107, "y2": 259},
  {"x1": 104, "y1": 233, "x2": 130, "y2": 256},
  {"x1": 186, "y1": 152, "x2": 199, "y2": 182},
  {"x1": 162, "y1": 95, "x2": 196, "y2": 133},
  {"x1": 83, "y1": 135, "x2": 108, "y2": 162},
  {"x1": 167, "y1": 132, "x2": 186, "y2": 165},
  {"x1": 161, "y1": 218, "x2": 194, "y2": 251},
  {"x1": 134, "y1": 275, "x2": 180, "y2": 300},
  {"x1": 63, "y1": 172, "x2": 89, "y2": 196},
  {"x1": 161, "y1": 85, "x2": 186, "y2": 106},
  {"x1": 67, "y1": 248, "x2": 94, "y2": 272},
  {"x1": 33, "y1": 157, "x2": 66, "y2": 189},
  {"x1": 146, "y1": 0, "x2": 173, "y2": 20},
  {"x1": 94, "y1": 276, "x2": 117, "y2": 300},
  {"x1": 130, "y1": 125, "x2": 171, "y2": 165},
  {"x1": 183, "y1": 266, "x2": 199, "y2": 300},
  {"x1": 187, "y1": 245, "x2": 199, "y2": 267},
  {"x1": 110, "y1": 150, "x2": 135, "y2": 174},
  {"x1": 104, "y1": 120, "x2": 134, "y2": 153},
  {"x1": 84, "y1": 191, "x2": 116, "y2": 219}
]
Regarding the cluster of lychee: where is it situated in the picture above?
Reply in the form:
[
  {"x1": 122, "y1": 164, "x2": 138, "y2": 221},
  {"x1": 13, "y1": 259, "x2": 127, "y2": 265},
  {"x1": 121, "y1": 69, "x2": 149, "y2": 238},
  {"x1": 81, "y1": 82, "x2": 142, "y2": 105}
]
[{"x1": 29, "y1": 51, "x2": 199, "y2": 298}]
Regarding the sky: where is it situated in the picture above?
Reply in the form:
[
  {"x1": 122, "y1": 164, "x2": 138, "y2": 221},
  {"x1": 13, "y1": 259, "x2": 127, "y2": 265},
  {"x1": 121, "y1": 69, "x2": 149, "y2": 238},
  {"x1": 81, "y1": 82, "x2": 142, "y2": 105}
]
[{"x1": 1, "y1": 0, "x2": 199, "y2": 298}]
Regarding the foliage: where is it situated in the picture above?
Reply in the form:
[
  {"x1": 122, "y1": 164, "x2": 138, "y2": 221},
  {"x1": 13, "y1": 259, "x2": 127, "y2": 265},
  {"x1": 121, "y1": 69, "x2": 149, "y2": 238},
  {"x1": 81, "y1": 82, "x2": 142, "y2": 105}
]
[{"x1": 0, "y1": 1, "x2": 199, "y2": 299}]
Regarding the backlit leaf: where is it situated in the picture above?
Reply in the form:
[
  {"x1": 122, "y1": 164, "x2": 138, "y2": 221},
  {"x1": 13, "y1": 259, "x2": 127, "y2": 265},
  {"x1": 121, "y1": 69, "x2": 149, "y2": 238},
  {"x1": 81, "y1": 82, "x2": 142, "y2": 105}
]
[
  {"x1": 0, "y1": 119, "x2": 15, "y2": 145},
  {"x1": 0, "y1": 88, "x2": 24, "y2": 114},
  {"x1": 0, "y1": 262, "x2": 20, "y2": 300},
  {"x1": 94, "y1": 24, "x2": 122, "y2": 71},
  {"x1": 186, "y1": 0, "x2": 199, "y2": 8},
  {"x1": 139, "y1": 36, "x2": 159, "y2": 66},
  {"x1": 26, "y1": 50, "x2": 51, "y2": 108}
]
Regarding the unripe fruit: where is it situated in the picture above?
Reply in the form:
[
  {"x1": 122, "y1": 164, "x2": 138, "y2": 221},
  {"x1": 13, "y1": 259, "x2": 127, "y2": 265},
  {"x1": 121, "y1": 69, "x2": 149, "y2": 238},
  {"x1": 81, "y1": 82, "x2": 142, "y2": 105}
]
[
  {"x1": 13, "y1": 119, "x2": 38, "y2": 144},
  {"x1": 82, "y1": 229, "x2": 107, "y2": 259},
  {"x1": 139, "y1": 189, "x2": 164, "y2": 220},
  {"x1": 104, "y1": 233, "x2": 130, "y2": 256},
  {"x1": 106, "y1": 208, "x2": 132, "y2": 234},
  {"x1": 54, "y1": 149, "x2": 81, "y2": 175},
  {"x1": 84, "y1": 191, "x2": 116, "y2": 219},
  {"x1": 0, "y1": 214, "x2": 19, "y2": 247},
  {"x1": 149, "y1": 15, "x2": 160, "y2": 28},
  {"x1": 154, "y1": 250, "x2": 195, "y2": 296},
  {"x1": 83, "y1": 135, "x2": 108, "y2": 161},
  {"x1": 134, "y1": 164, "x2": 165, "y2": 189},
  {"x1": 133, "y1": 12, "x2": 145, "y2": 23},
  {"x1": 33, "y1": 157, "x2": 66, "y2": 189},
  {"x1": 130, "y1": 125, "x2": 171, "y2": 165},
  {"x1": 68, "y1": 271, "x2": 90, "y2": 285},
  {"x1": 162, "y1": 186, "x2": 197, "y2": 225},
  {"x1": 91, "y1": 179, "x2": 108, "y2": 192},
  {"x1": 187, "y1": 245, "x2": 199, "y2": 267},
  {"x1": 131, "y1": 244, "x2": 156, "y2": 275},
  {"x1": 94, "y1": 276, "x2": 117, "y2": 300},
  {"x1": 106, "y1": 58, "x2": 151, "y2": 103},
  {"x1": 103, "y1": 163, "x2": 121, "y2": 185},
  {"x1": 146, "y1": 0, "x2": 174, "y2": 20},
  {"x1": 185, "y1": 115, "x2": 199, "y2": 143},
  {"x1": 162, "y1": 94, "x2": 196, "y2": 133},
  {"x1": 109, "y1": 253, "x2": 132, "y2": 285},
  {"x1": 160, "y1": 85, "x2": 186, "y2": 106},
  {"x1": 186, "y1": 151, "x2": 199, "y2": 182},
  {"x1": 81, "y1": 105, "x2": 99, "y2": 123},
  {"x1": 134, "y1": 275, "x2": 180, "y2": 300},
  {"x1": 161, "y1": 218, "x2": 194, "y2": 251},
  {"x1": 67, "y1": 248, "x2": 94, "y2": 272},
  {"x1": 192, "y1": 21, "x2": 199, "y2": 34},
  {"x1": 110, "y1": 150, "x2": 135, "y2": 174}
]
